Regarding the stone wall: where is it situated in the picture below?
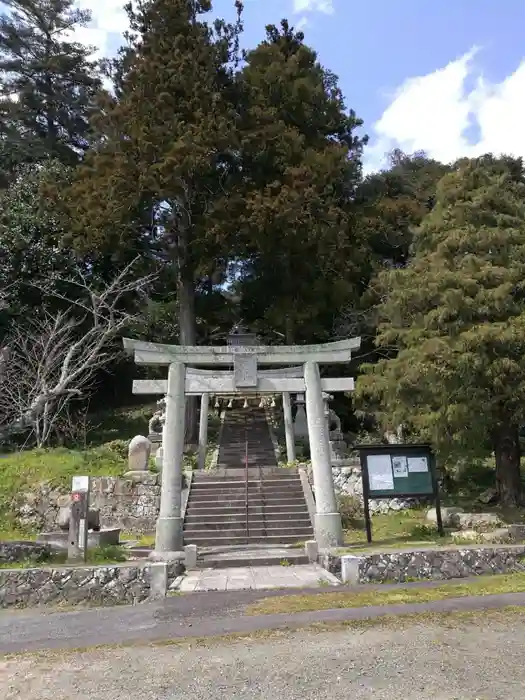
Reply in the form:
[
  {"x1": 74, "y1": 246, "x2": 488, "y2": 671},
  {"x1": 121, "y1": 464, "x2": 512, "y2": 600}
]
[
  {"x1": 302, "y1": 459, "x2": 419, "y2": 515},
  {"x1": 89, "y1": 474, "x2": 161, "y2": 533},
  {"x1": 0, "y1": 561, "x2": 182, "y2": 608},
  {"x1": 0, "y1": 541, "x2": 51, "y2": 564},
  {"x1": 13, "y1": 474, "x2": 163, "y2": 534},
  {"x1": 332, "y1": 462, "x2": 421, "y2": 514},
  {"x1": 339, "y1": 544, "x2": 525, "y2": 585}
]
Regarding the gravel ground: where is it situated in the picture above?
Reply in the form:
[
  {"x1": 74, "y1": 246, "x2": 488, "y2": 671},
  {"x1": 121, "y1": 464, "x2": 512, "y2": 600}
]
[{"x1": 2, "y1": 610, "x2": 525, "y2": 699}]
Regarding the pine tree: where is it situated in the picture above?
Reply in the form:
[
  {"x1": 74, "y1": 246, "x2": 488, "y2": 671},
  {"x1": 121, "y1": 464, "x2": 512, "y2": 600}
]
[
  {"x1": 234, "y1": 20, "x2": 366, "y2": 342},
  {"x1": 357, "y1": 154, "x2": 525, "y2": 506},
  {"x1": 0, "y1": 0, "x2": 101, "y2": 172}
]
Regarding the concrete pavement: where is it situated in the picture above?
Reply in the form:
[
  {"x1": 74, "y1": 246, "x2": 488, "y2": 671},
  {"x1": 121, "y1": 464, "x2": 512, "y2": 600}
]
[{"x1": 175, "y1": 563, "x2": 341, "y2": 591}]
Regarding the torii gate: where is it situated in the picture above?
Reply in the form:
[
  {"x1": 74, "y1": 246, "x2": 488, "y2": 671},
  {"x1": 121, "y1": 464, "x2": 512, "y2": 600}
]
[{"x1": 123, "y1": 336, "x2": 360, "y2": 556}]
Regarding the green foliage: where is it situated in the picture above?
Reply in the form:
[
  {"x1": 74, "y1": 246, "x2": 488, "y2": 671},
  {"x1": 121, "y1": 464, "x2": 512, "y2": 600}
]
[
  {"x1": 357, "y1": 154, "x2": 525, "y2": 505},
  {"x1": 69, "y1": 0, "x2": 244, "y2": 337},
  {"x1": 0, "y1": 0, "x2": 101, "y2": 173},
  {"x1": 337, "y1": 493, "x2": 363, "y2": 530},
  {"x1": 0, "y1": 160, "x2": 76, "y2": 329},
  {"x1": 354, "y1": 149, "x2": 451, "y2": 269},
  {"x1": 235, "y1": 20, "x2": 367, "y2": 342}
]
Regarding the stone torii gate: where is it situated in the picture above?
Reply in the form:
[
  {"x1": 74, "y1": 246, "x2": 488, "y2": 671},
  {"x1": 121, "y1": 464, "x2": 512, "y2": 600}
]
[{"x1": 123, "y1": 336, "x2": 360, "y2": 556}]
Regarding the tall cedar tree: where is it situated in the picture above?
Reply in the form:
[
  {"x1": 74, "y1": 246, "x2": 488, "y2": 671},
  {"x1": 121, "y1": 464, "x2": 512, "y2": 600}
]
[
  {"x1": 68, "y1": 0, "x2": 243, "y2": 440},
  {"x1": 234, "y1": 21, "x2": 366, "y2": 343},
  {"x1": 0, "y1": 0, "x2": 101, "y2": 174},
  {"x1": 357, "y1": 155, "x2": 525, "y2": 506}
]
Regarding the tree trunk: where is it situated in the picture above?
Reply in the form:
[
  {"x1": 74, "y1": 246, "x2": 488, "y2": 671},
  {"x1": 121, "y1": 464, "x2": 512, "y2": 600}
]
[
  {"x1": 176, "y1": 227, "x2": 198, "y2": 447},
  {"x1": 179, "y1": 271, "x2": 198, "y2": 446},
  {"x1": 493, "y1": 423, "x2": 522, "y2": 507}
]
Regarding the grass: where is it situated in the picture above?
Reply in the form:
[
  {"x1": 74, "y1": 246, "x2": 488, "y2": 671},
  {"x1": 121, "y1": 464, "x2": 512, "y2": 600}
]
[
  {"x1": 244, "y1": 570, "x2": 525, "y2": 616},
  {"x1": 0, "y1": 402, "x2": 222, "y2": 539},
  {"x1": 340, "y1": 508, "x2": 454, "y2": 553},
  {"x1": 121, "y1": 532, "x2": 155, "y2": 547},
  {"x1": 0, "y1": 545, "x2": 129, "y2": 569},
  {"x1": 0, "y1": 446, "x2": 127, "y2": 537}
]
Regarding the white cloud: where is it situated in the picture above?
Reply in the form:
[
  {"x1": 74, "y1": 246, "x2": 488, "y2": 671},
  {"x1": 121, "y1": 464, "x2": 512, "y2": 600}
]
[
  {"x1": 295, "y1": 17, "x2": 310, "y2": 31},
  {"x1": 293, "y1": 0, "x2": 334, "y2": 13},
  {"x1": 69, "y1": 1, "x2": 129, "y2": 59},
  {"x1": 366, "y1": 48, "x2": 525, "y2": 172}
]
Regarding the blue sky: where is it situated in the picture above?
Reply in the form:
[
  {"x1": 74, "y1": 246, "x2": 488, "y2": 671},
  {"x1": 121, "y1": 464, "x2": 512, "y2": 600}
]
[{"x1": 53, "y1": 1, "x2": 525, "y2": 170}]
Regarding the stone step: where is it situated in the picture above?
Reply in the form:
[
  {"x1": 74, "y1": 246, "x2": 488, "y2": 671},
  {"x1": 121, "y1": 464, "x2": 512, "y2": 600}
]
[
  {"x1": 187, "y1": 496, "x2": 308, "y2": 507},
  {"x1": 188, "y1": 487, "x2": 305, "y2": 498},
  {"x1": 193, "y1": 469, "x2": 299, "y2": 477},
  {"x1": 191, "y1": 477, "x2": 302, "y2": 487},
  {"x1": 183, "y1": 525, "x2": 313, "y2": 539},
  {"x1": 184, "y1": 511, "x2": 311, "y2": 524},
  {"x1": 195, "y1": 552, "x2": 310, "y2": 569},
  {"x1": 197, "y1": 556, "x2": 310, "y2": 569},
  {"x1": 183, "y1": 534, "x2": 311, "y2": 546},
  {"x1": 184, "y1": 517, "x2": 312, "y2": 532},
  {"x1": 192, "y1": 468, "x2": 299, "y2": 479},
  {"x1": 185, "y1": 504, "x2": 310, "y2": 516}
]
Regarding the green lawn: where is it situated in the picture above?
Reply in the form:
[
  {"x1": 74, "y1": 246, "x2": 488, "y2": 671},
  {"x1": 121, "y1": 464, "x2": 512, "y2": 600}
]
[
  {"x1": 245, "y1": 570, "x2": 525, "y2": 615},
  {"x1": 339, "y1": 509, "x2": 453, "y2": 553}
]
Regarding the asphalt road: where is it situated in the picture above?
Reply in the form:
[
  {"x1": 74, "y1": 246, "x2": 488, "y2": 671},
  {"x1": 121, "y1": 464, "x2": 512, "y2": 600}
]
[
  {"x1": 2, "y1": 606, "x2": 525, "y2": 699},
  {"x1": 1, "y1": 588, "x2": 525, "y2": 655}
]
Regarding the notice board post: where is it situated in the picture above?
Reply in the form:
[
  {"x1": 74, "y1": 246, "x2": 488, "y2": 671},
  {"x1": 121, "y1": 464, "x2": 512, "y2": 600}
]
[{"x1": 357, "y1": 444, "x2": 444, "y2": 543}]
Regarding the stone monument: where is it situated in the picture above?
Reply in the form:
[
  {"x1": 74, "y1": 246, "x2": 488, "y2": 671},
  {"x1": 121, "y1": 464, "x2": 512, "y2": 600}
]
[{"x1": 127, "y1": 435, "x2": 152, "y2": 472}]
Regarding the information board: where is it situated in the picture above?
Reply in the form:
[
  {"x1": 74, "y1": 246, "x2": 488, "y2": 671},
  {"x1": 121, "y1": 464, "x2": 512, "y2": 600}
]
[{"x1": 356, "y1": 443, "x2": 443, "y2": 542}]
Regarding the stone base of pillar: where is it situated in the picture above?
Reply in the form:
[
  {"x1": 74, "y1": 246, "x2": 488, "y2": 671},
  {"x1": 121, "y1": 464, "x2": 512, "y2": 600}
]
[
  {"x1": 153, "y1": 516, "x2": 184, "y2": 555},
  {"x1": 314, "y1": 512, "x2": 344, "y2": 548},
  {"x1": 148, "y1": 548, "x2": 185, "y2": 563}
]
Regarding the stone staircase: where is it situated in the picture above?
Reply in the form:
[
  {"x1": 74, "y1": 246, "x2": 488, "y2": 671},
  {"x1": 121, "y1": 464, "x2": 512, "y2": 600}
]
[
  {"x1": 183, "y1": 406, "x2": 314, "y2": 548},
  {"x1": 216, "y1": 406, "x2": 277, "y2": 468}
]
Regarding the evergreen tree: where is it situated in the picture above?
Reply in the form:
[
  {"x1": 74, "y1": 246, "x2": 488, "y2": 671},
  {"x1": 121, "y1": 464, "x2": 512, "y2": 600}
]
[
  {"x1": 0, "y1": 0, "x2": 101, "y2": 172},
  {"x1": 234, "y1": 20, "x2": 366, "y2": 342},
  {"x1": 355, "y1": 150, "x2": 450, "y2": 269},
  {"x1": 68, "y1": 0, "x2": 243, "y2": 440},
  {"x1": 0, "y1": 159, "x2": 77, "y2": 335},
  {"x1": 357, "y1": 155, "x2": 525, "y2": 506}
]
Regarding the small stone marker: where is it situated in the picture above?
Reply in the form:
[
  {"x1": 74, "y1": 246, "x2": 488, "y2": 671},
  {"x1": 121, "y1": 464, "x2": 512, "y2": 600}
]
[
  {"x1": 305, "y1": 540, "x2": 318, "y2": 563},
  {"x1": 68, "y1": 476, "x2": 90, "y2": 563},
  {"x1": 184, "y1": 544, "x2": 198, "y2": 570},
  {"x1": 148, "y1": 562, "x2": 168, "y2": 599},
  {"x1": 128, "y1": 435, "x2": 151, "y2": 472}
]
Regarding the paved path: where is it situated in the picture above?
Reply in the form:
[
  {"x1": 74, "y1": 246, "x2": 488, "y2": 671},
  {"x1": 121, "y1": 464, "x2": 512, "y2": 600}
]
[
  {"x1": 2, "y1": 587, "x2": 525, "y2": 655},
  {"x1": 177, "y1": 563, "x2": 340, "y2": 591},
  {"x1": 3, "y1": 606, "x2": 525, "y2": 698}
]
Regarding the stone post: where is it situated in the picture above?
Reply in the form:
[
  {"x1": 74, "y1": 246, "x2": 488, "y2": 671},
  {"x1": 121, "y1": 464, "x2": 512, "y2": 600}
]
[
  {"x1": 197, "y1": 392, "x2": 209, "y2": 470},
  {"x1": 152, "y1": 361, "x2": 185, "y2": 559},
  {"x1": 293, "y1": 393, "x2": 309, "y2": 439},
  {"x1": 282, "y1": 392, "x2": 296, "y2": 463},
  {"x1": 304, "y1": 360, "x2": 343, "y2": 548}
]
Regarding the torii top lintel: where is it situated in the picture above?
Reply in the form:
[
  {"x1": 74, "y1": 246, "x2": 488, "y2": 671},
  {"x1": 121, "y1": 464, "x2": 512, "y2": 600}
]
[{"x1": 122, "y1": 337, "x2": 361, "y2": 366}]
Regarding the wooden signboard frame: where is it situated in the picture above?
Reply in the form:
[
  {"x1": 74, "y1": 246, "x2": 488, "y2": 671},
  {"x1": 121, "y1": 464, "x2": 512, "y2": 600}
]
[{"x1": 356, "y1": 443, "x2": 444, "y2": 543}]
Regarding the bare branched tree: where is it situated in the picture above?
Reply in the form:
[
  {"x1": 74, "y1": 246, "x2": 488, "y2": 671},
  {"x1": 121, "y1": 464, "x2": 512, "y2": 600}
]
[{"x1": 0, "y1": 260, "x2": 156, "y2": 447}]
